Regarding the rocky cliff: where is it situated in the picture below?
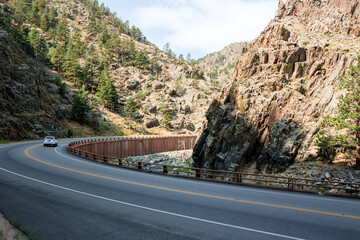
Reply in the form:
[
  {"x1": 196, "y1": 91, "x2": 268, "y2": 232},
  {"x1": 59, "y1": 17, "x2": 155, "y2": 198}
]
[
  {"x1": 0, "y1": 27, "x2": 72, "y2": 140},
  {"x1": 193, "y1": 0, "x2": 360, "y2": 173},
  {"x1": 198, "y1": 42, "x2": 250, "y2": 90}
]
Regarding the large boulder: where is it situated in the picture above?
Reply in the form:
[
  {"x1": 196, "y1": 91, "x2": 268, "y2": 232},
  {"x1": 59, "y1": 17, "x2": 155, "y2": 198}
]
[
  {"x1": 125, "y1": 79, "x2": 139, "y2": 90},
  {"x1": 145, "y1": 119, "x2": 160, "y2": 128}
]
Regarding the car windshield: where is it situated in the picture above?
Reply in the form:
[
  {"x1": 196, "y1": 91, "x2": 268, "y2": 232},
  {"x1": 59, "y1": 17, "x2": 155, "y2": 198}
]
[{"x1": 45, "y1": 137, "x2": 55, "y2": 140}]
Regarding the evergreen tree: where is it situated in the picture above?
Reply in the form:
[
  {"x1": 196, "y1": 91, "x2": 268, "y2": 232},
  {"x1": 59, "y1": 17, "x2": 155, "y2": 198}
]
[
  {"x1": 48, "y1": 6, "x2": 57, "y2": 28},
  {"x1": 48, "y1": 28, "x2": 56, "y2": 42},
  {"x1": 30, "y1": 0, "x2": 40, "y2": 26},
  {"x1": 163, "y1": 42, "x2": 176, "y2": 58},
  {"x1": 50, "y1": 43, "x2": 66, "y2": 72},
  {"x1": 15, "y1": 25, "x2": 33, "y2": 55},
  {"x1": 71, "y1": 88, "x2": 92, "y2": 124},
  {"x1": 29, "y1": 29, "x2": 47, "y2": 60},
  {"x1": 96, "y1": 70, "x2": 119, "y2": 111},
  {"x1": 99, "y1": 29, "x2": 110, "y2": 44},
  {"x1": 70, "y1": 28, "x2": 85, "y2": 58},
  {"x1": 186, "y1": 53, "x2": 192, "y2": 62},
  {"x1": 0, "y1": 7, "x2": 10, "y2": 30},
  {"x1": 63, "y1": 52, "x2": 81, "y2": 84},
  {"x1": 56, "y1": 14, "x2": 68, "y2": 42},
  {"x1": 135, "y1": 51, "x2": 150, "y2": 70},
  {"x1": 118, "y1": 21, "x2": 127, "y2": 34},
  {"x1": 12, "y1": 0, "x2": 32, "y2": 23},
  {"x1": 87, "y1": 15, "x2": 98, "y2": 36},
  {"x1": 124, "y1": 97, "x2": 139, "y2": 118},
  {"x1": 40, "y1": 13, "x2": 48, "y2": 30},
  {"x1": 119, "y1": 40, "x2": 136, "y2": 66},
  {"x1": 84, "y1": 46, "x2": 101, "y2": 85},
  {"x1": 316, "y1": 56, "x2": 360, "y2": 169}
]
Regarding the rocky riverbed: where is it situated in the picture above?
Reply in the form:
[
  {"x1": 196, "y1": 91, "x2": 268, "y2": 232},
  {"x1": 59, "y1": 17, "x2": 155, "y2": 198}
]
[
  {"x1": 125, "y1": 150, "x2": 193, "y2": 175},
  {"x1": 126, "y1": 149, "x2": 360, "y2": 184},
  {"x1": 279, "y1": 162, "x2": 360, "y2": 183}
]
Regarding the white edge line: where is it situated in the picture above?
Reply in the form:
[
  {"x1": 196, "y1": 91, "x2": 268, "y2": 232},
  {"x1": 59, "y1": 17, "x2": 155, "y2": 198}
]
[
  {"x1": 0, "y1": 166, "x2": 304, "y2": 240},
  {"x1": 54, "y1": 145, "x2": 360, "y2": 206}
]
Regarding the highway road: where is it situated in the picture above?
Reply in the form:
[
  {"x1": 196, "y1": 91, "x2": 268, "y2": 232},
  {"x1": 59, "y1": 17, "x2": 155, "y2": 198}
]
[{"x1": 0, "y1": 139, "x2": 359, "y2": 240}]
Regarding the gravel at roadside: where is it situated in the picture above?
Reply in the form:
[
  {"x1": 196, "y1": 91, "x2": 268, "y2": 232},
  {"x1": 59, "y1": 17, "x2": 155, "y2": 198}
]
[{"x1": 0, "y1": 213, "x2": 27, "y2": 240}]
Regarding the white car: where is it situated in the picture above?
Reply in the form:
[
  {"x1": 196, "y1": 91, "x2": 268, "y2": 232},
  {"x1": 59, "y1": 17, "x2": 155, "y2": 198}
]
[{"x1": 44, "y1": 136, "x2": 58, "y2": 147}]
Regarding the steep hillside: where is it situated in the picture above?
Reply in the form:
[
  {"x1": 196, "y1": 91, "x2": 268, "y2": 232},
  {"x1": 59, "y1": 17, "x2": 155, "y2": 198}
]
[
  {"x1": 198, "y1": 42, "x2": 250, "y2": 89},
  {"x1": 41, "y1": 0, "x2": 216, "y2": 135},
  {"x1": 0, "y1": 25, "x2": 72, "y2": 140},
  {"x1": 0, "y1": 0, "x2": 218, "y2": 140},
  {"x1": 193, "y1": 0, "x2": 360, "y2": 172}
]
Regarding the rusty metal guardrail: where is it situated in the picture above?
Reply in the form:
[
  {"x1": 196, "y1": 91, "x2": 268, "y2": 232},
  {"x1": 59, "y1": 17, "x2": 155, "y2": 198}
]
[{"x1": 68, "y1": 136, "x2": 360, "y2": 198}]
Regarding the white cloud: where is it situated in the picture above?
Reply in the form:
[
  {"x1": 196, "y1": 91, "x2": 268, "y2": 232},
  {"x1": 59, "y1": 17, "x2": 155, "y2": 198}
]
[{"x1": 116, "y1": 0, "x2": 279, "y2": 59}]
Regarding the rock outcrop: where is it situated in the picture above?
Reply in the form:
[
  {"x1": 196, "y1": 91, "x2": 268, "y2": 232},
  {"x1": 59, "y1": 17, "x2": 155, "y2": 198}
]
[
  {"x1": 198, "y1": 42, "x2": 251, "y2": 89},
  {"x1": 0, "y1": 27, "x2": 72, "y2": 140},
  {"x1": 193, "y1": 0, "x2": 360, "y2": 173}
]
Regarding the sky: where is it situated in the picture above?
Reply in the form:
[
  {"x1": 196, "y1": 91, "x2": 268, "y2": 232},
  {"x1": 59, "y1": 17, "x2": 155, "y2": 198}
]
[{"x1": 99, "y1": 0, "x2": 279, "y2": 60}]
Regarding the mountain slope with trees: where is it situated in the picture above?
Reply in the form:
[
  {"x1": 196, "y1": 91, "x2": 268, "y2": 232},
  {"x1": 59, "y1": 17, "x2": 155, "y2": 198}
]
[{"x1": 0, "y1": 0, "x2": 221, "y2": 140}]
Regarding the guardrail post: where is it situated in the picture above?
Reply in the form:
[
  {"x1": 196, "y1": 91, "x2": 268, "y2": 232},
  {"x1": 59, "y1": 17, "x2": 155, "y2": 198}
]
[
  {"x1": 196, "y1": 169, "x2": 200, "y2": 178},
  {"x1": 138, "y1": 162, "x2": 142, "y2": 170},
  {"x1": 238, "y1": 173, "x2": 242, "y2": 183},
  {"x1": 288, "y1": 178, "x2": 293, "y2": 190},
  {"x1": 163, "y1": 165, "x2": 168, "y2": 174}
]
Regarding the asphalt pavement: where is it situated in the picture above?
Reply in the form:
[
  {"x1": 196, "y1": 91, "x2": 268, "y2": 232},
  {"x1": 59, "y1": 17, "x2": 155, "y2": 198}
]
[{"x1": 0, "y1": 140, "x2": 359, "y2": 240}]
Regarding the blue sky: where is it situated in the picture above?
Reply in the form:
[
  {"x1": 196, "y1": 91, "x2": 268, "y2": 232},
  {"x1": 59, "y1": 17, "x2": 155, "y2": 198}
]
[{"x1": 99, "y1": 0, "x2": 279, "y2": 59}]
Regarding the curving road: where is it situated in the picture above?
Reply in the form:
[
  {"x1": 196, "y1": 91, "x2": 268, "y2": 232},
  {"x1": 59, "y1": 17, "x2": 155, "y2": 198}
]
[{"x1": 0, "y1": 139, "x2": 360, "y2": 240}]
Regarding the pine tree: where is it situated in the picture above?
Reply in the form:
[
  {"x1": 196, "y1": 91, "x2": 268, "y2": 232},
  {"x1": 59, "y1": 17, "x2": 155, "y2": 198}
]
[
  {"x1": 50, "y1": 43, "x2": 66, "y2": 72},
  {"x1": 135, "y1": 50, "x2": 149, "y2": 70},
  {"x1": 48, "y1": 6, "x2": 57, "y2": 28},
  {"x1": 40, "y1": 13, "x2": 48, "y2": 30},
  {"x1": 29, "y1": 29, "x2": 47, "y2": 60},
  {"x1": 64, "y1": 58, "x2": 81, "y2": 84},
  {"x1": 163, "y1": 43, "x2": 176, "y2": 58},
  {"x1": 316, "y1": 56, "x2": 360, "y2": 169},
  {"x1": 119, "y1": 40, "x2": 136, "y2": 66},
  {"x1": 96, "y1": 70, "x2": 119, "y2": 111},
  {"x1": 71, "y1": 88, "x2": 92, "y2": 124},
  {"x1": 186, "y1": 53, "x2": 192, "y2": 62},
  {"x1": 56, "y1": 14, "x2": 68, "y2": 42},
  {"x1": 15, "y1": 25, "x2": 33, "y2": 55},
  {"x1": 87, "y1": 15, "x2": 98, "y2": 37},
  {"x1": 11, "y1": 0, "x2": 32, "y2": 23},
  {"x1": 124, "y1": 97, "x2": 139, "y2": 118},
  {"x1": 0, "y1": 7, "x2": 10, "y2": 30},
  {"x1": 30, "y1": 0, "x2": 39, "y2": 26}
]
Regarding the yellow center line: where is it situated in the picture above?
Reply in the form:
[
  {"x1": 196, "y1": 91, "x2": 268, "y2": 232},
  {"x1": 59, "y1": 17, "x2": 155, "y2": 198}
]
[{"x1": 24, "y1": 144, "x2": 360, "y2": 220}]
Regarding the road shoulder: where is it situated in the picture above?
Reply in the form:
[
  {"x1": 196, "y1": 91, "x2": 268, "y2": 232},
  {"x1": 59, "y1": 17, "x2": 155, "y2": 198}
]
[{"x1": 0, "y1": 213, "x2": 28, "y2": 240}]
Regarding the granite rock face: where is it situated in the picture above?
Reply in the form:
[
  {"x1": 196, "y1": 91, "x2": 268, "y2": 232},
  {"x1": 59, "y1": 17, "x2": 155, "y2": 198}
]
[
  {"x1": 0, "y1": 28, "x2": 71, "y2": 140},
  {"x1": 193, "y1": 0, "x2": 360, "y2": 172}
]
